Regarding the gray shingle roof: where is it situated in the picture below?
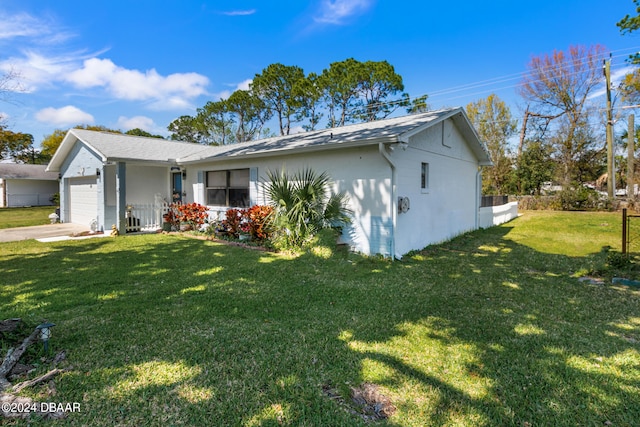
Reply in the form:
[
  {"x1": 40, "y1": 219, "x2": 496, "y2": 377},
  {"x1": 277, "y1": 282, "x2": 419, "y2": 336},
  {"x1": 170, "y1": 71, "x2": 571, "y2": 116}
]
[
  {"x1": 47, "y1": 108, "x2": 490, "y2": 170},
  {"x1": 67, "y1": 130, "x2": 213, "y2": 163},
  {"x1": 179, "y1": 108, "x2": 458, "y2": 162},
  {"x1": 0, "y1": 164, "x2": 58, "y2": 180}
]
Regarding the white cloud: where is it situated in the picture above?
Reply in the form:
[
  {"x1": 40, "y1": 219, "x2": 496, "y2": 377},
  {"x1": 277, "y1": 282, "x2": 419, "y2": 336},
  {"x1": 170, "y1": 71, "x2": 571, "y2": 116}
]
[
  {"x1": 0, "y1": 50, "x2": 76, "y2": 92},
  {"x1": 0, "y1": 12, "x2": 74, "y2": 44},
  {"x1": 236, "y1": 79, "x2": 252, "y2": 91},
  {"x1": 314, "y1": 0, "x2": 373, "y2": 24},
  {"x1": 148, "y1": 96, "x2": 195, "y2": 111},
  {"x1": 117, "y1": 115, "x2": 155, "y2": 131},
  {"x1": 35, "y1": 105, "x2": 94, "y2": 126},
  {"x1": 66, "y1": 58, "x2": 210, "y2": 106},
  {"x1": 116, "y1": 115, "x2": 166, "y2": 135},
  {"x1": 589, "y1": 65, "x2": 634, "y2": 100},
  {"x1": 221, "y1": 9, "x2": 256, "y2": 16},
  {"x1": 216, "y1": 79, "x2": 253, "y2": 100}
]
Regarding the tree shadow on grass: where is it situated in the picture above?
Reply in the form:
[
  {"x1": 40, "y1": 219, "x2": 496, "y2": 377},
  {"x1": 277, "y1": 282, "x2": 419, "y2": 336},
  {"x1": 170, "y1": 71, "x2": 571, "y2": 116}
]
[
  {"x1": 331, "y1": 225, "x2": 640, "y2": 426},
  {"x1": 1, "y1": 225, "x2": 639, "y2": 426}
]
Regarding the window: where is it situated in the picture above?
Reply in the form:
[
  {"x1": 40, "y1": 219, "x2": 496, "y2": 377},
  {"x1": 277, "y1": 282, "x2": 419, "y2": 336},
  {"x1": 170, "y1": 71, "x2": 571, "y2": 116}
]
[
  {"x1": 421, "y1": 162, "x2": 429, "y2": 190},
  {"x1": 206, "y1": 169, "x2": 250, "y2": 207}
]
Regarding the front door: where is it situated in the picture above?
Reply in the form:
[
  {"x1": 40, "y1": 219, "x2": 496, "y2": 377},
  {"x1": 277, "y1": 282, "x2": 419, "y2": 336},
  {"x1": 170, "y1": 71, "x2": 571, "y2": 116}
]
[{"x1": 172, "y1": 172, "x2": 182, "y2": 203}]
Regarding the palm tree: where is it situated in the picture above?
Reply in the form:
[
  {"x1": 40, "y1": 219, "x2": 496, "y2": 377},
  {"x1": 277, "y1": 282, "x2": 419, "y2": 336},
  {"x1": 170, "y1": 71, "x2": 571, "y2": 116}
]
[{"x1": 264, "y1": 168, "x2": 352, "y2": 247}]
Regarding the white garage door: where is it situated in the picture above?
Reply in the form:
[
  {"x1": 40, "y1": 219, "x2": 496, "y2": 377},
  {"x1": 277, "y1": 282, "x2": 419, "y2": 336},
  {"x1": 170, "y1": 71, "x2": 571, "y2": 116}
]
[{"x1": 69, "y1": 177, "x2": 98, "y2": 227}]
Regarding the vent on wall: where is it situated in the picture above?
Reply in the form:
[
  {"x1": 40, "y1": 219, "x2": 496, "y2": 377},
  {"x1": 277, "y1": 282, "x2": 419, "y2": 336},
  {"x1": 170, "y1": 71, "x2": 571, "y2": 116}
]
[{"x1": 398, "y1": 196, "x2": 410, "y2": 214}]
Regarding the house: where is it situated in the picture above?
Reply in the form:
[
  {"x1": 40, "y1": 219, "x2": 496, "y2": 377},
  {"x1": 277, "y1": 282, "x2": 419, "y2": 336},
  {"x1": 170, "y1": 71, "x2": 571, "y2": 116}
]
[
  {"x1": 47, "y1": 107, "x2": 507, "y2": 258},
  {"x1": 0, "y1": 164, "x2": 59, "y2": 207}
]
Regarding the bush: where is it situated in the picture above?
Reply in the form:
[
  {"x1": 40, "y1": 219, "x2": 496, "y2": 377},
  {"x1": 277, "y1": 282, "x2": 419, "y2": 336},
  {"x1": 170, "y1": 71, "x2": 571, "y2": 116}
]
[
  {"x1": 558, "y1": 187, "x2": 607, "y2": 211},
  {"x1": 166, "y1": 203, "x2": 209, "y2": 230},
  {"x1": 517, "y1": 188, "x2": 613, "y2": 211},
  {"x1": 222, "y1": 208, "x2": 245, "y2": 238},
  {"x1": 264, "y1": 168, "x2": 351, "y2": 250},
  {"x1": 607, "y1": 251, "x2": 631, "y2": 269},
  {"x1": 245, "y1": 205, "x2": 274, "y2": 241}
]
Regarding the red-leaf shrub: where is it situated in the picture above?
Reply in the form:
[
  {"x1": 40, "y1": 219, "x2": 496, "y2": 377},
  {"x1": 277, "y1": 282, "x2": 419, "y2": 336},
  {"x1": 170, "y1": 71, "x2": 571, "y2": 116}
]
[
  {"x1": 246, "y1": 205, "x2": 274, "y2": 240},
  {"x1": 223, "y1": 208, "x2": 244, "y2": 237},
  {"x1": 169, "y1": 203, "x2": 209, "y2": 228},
  {"x1": 223, "y1": 205, "x2": 274, "y2": 240}
]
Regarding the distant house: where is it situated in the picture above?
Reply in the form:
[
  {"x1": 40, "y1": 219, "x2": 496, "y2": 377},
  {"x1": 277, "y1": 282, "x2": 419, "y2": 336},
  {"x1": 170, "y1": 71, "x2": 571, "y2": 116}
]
[
  {"x1": 46, "y1": 108, "x2": 515, "y2": 258},
  {"x1": 0, "y1": 164, "x2": 59, "y2": 208}
]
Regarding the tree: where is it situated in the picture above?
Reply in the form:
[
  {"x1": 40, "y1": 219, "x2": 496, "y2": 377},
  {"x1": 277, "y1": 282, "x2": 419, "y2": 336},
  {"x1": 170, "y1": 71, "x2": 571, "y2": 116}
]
[
  {"x1": 251, "y1": 63, "x2": 305, "y2": 136},
  {"x1": 293, "y1": 72, "x2": 324, "y2": 131},
  {"x1": 466, "y1": 94, "x2": 517, "y2": 194},
  {"x1": 618, "y1": 68, "x2": 640, "y2": 105},
  {"x1": 41, "y1": 125, "x2": 123, "y2": 159},
  {"x1": 168, "y1": 115, "x2": 209, "y2": 144},
  {"x1": 319, "y1": 58, "x2": 363, "y2": 127},
  {"x1": 195, "y1": 100, "x2": 235, "y2": 145},
  {"x1": 354, "y1": 60, "x2": 405, "y2": 122},
  {"x1": 519, "y1": 45, "x2": 606, "y2": 187},
  {"x1": 618, "y1": 0, "x2": 640, "y2": 62},
  {"x1": 226, "y1": 90, "x2": 270, "y2": 142},
  {"x1": 406, "y1": 95, "x2": 430, "y2": 114},
  {"x1": 514, "y1": 140, "x2": 555, "y2": 195},
  {"x1": 0, "y1": 67, "x2": 23, "y2": 105},
  {"x1": 125, "y1": 128, "x2": 164, "y2": 138},
  {"x1": 319, "y1": 58, "x2": 407, "y2": 126},
  {"x1": 0, "y1": 126, "x2": 35, "y2": 163},
  {"x1": 40, "y1": 129, "x2": 68, "y2": 160}
]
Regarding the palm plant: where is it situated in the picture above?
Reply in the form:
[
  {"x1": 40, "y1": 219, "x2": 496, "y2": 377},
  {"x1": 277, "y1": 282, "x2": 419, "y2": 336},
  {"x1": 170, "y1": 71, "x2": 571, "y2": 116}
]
[{"x1": 264, "y1": 168, "x2": 352, "y2": 248}]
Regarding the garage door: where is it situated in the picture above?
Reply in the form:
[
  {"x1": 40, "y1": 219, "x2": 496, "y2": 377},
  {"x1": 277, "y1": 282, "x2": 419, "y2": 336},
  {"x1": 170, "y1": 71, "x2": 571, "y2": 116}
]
[{"x1": 69, "y1": 177, "x2": 98, "y2": 227}]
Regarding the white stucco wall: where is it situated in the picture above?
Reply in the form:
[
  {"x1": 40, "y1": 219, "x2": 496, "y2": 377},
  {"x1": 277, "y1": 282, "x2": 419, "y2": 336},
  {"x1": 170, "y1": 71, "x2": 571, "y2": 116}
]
[
  {"x1": 0, "y1": 178, "x2": 58, "y2": 207},
  {"x1": 393, "y1": 119, "x2": 481, "y2": 256},
  {"x1": 59, "y1": 142, "x2": 103, "y2": 224},
  {"x1": 187, "y1": 145, "x2": 393, "y2": 256},
  {"x1": 188, "y1": 121, "x2": 485, "y2": 258},
  {"x1": 125, "y1": 165, "x2": 171, "y2": 205}
]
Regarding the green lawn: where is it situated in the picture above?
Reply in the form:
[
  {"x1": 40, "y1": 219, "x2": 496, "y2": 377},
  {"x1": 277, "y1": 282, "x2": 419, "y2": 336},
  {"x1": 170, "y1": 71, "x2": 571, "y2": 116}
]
[
  {"x1": 1, "y1": 211, "x2": 639, "y2": 426},
  {"x1": 0, "y1": 206, "x2": 56, "y2": 229}
]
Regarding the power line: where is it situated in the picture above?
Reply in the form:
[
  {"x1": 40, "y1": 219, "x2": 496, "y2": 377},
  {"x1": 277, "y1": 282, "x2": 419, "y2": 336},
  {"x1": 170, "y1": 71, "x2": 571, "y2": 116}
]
[{"x1": 345, "y1": 46, "x2": 640, "y2": 120}]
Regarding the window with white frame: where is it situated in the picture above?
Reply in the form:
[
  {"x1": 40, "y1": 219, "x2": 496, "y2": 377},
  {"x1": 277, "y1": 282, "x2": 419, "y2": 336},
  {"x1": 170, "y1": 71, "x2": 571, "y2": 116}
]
[{"x1": 206, "y1": 169, "x2": 250, "y2": 207}]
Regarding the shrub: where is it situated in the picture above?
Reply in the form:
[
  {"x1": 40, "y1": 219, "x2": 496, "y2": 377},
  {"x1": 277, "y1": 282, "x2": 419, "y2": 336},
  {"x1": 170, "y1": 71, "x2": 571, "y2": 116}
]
[
  {"x1": 246, "y1": 205, "x2": 274, "y2": 241},
  {"x1": 558, "y1": 187, "x2": 611, "y2": 211},
  {"x1": 167, "y1": 203, "x2": 209, "y2": 229},
  {"x1": 222, "y1": 208, "x2": 245, "y2": 238},
  {"x1": 517, "y1": 188, "x2": 613, "y2": 211},
  {"x1": 264, "y1": 168, "x2": 352, "y2": 250}
]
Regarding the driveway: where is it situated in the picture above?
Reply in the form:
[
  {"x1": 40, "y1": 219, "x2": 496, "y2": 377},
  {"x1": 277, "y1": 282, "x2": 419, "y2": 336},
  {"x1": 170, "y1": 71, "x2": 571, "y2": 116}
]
[{"x1": 0, "y1": 223, "x2": 91, "y2": 243}]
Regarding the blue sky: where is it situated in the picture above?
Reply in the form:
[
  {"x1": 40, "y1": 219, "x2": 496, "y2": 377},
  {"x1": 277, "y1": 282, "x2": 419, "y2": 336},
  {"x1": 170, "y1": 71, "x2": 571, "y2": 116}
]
[{"x1": 1, "y1": 0, "x2": 639, "y2": 147}]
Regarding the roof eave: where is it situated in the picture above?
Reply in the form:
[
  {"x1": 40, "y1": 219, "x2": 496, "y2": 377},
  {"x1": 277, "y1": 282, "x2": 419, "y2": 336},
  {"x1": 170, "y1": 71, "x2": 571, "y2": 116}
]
[
  {"x1": 46, "y1": 129, "x2": 108, "y2": 172},
  {"x1": 398, "y1": 108, "x2": 492, "y2": 165},
  {"x1": 177, "y1": 135, "x2": 399, "y2": 165}
]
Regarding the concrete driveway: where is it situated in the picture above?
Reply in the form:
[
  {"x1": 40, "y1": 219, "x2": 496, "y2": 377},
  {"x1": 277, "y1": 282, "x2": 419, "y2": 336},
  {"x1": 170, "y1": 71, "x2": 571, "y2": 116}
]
[{"x1": 0, "y1": 223, "x2": 91, "y2": 242}]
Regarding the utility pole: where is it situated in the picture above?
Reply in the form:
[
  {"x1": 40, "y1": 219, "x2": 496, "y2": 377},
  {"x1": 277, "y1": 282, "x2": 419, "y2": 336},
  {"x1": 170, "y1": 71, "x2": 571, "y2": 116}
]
[
  {"x1": 629, "y1": 114, "x2": 635, "y2": 202},
  {"x1": 604, "y1": 57, "x2": 615, "y2": 199}
]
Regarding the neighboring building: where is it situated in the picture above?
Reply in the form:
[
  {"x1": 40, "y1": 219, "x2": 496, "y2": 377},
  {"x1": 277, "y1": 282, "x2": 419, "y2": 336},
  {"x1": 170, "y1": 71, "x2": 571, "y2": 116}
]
[
  {"x1": 47, "y1": 108, "x2": 508, "y2": 258},
  {"x1": 0, "y1": 164, "x2": 59, "y2": 208}
]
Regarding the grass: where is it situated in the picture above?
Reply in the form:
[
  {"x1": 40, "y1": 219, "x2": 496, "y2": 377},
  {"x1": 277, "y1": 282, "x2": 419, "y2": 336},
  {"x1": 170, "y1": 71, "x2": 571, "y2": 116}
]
[
  {"x1": 0, "y1": 206, "x2": 55, "y2": 229},
  {"x1": 1, "y1": 210, "x2": 639, "y2": 426}
]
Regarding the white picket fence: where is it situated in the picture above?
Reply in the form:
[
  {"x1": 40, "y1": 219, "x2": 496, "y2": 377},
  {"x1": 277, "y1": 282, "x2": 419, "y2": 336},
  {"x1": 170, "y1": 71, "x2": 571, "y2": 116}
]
[{"x1": 125, "y1": 202, "x2": 170, "y2": 233}]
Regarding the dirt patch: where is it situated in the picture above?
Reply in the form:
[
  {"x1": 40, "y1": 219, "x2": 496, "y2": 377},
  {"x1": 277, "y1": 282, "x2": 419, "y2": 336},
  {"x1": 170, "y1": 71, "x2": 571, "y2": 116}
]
[
  {"x1": 323, "y1": 382, "x2": 396, "y2": 422},
  {"x1": 0, "y1": 319, "x2": 21, "y2": 336}
]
